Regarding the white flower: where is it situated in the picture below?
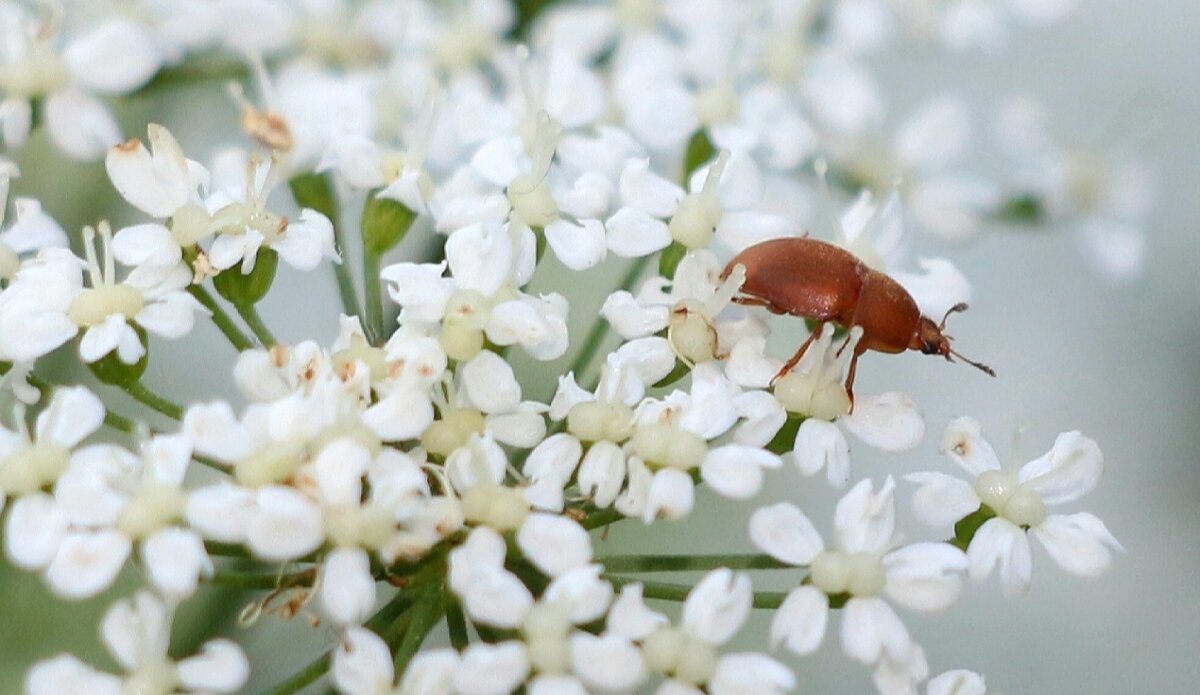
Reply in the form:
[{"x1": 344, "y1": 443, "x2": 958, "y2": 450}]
[
  {"x1": 752, "y1": 478, "x2": 967, "y2": 671},
  {"x1": 26, "y1": 591, "x2": 248, "y2": 694},
  {"x1": 616, "y1": 570, "x2": 793, "y2": 694},
  {"x1": 48, "y1": 434, "x2": 209, "y2": 599},
  {"x1": 766, "y1": 325, "x2": 926, "y2": 487},
  {"x1": 905, "y1": 417, "x2": 1123, "y2": 598},
  {"x1": 0, "y1": 9, "x2": 160, "y2": 160},
  {"x1": 995, "y1": 96, "x2": 1155, "y2": 282}
]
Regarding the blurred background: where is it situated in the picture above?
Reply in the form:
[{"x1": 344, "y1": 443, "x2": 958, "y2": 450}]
[{"x1": 2, "y1": 0, "x2": 1198, "y2": 692}]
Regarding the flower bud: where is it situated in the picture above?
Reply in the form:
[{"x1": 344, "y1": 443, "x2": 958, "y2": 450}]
[
  {"x1": 213, "y1": 248, "x2": 278, "y2": 305},
  {"x1": 361, "y1": 194, "x2": 416, "y2": 255},
  {"x1": 87, "y1": 324, "x2": 149, "y2": 386}
]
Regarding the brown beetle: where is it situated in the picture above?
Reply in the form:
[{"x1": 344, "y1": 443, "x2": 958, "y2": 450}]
[{"x1": 721, "y1": 237, "x2": 994, "y2": 403}]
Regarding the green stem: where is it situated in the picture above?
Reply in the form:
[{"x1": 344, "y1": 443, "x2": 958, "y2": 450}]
[
  {"x1": 599, "y1": 554, "x2": 795, "y2": 573},
  {"x1": 207, "y1": 569, "x2": 304, "y2": 590},
  {"x1": 290, "y1": 173, "x2": 361, "y2": 318},
  {"x1": 260, "y1": 588, "x2": 424, "y2": 695},
  {"x1": 567, "y1": 255, "x2": 652, "y2": 382},
  {"x1": 235, "y1": 302, "x2": 278, "y2": 347},
  {"x1": 363, "y1": 250, "x2": 384, "y2": 345},
  {"x1": 390, "y1": 594, "x2": 445, "y2": 675},
  {"x1": 124, "y1": 381, "x2": 184, "y2": 420},
  {"x1": 446, "y1": 600, "x2": 470, "y2": 651},
  {"x1": 188, "y1": 285, "x2": 254, "y2": 351},
  {"x1": 605, "y1": 575, "x2": 790, "y2": 609}
]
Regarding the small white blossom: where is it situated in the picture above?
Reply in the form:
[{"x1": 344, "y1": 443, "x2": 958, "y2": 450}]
[{"x1": 906, "y1": 417, "x2": 1123, "y2": 598}]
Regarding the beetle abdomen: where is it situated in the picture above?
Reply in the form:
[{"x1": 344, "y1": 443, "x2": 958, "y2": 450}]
[{"x1": 723, "y1": 237, "x2": 863, "y2": 320}]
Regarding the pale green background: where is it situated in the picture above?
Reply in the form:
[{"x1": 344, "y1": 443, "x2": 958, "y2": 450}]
[{"x1": 2, "y1": 0, "x2": 1199, "y2": 692}]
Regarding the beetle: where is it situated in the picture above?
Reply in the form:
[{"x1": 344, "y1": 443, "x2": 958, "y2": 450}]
[{"x1": 720, "y1": 237, "x2": 994, "y2": 404}]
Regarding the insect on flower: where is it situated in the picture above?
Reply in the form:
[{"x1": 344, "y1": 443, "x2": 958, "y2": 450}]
[{"x1": 722, "y1": 237, "x2": 995, "y2": 404}]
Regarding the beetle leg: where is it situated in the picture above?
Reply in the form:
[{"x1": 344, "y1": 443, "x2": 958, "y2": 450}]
[
  {"x1": 771, "y1": 322, "x2": 823, "y2": 385},
  {"x1": 843, "y1": 342, "x2": 868, "y2": 412},
  {"x1": 732, "y1": 296, "x2": 789, "y2": 315}
]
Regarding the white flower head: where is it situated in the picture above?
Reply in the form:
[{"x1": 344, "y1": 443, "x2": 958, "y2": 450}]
[{"x1": 906, "y1": 417, "x2": 1123, "y2": 598}]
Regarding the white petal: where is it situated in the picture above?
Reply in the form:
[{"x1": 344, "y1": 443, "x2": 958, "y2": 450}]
[
  {"x1": 333, "y1": 627, "x2": 394, "y2": 695},
  {"x1": 521, "y1": 433, "x2": 582, "y2": 482},
  {"x1": 5, "y1": 493, "x2": 66, "y2": 570},
  {"x1": 65, "y1": 19, "x2": 161, "y2": 94},
  {"x1": 185, "y1": 484, "x2": 255, "y2": 543},
  {"x1": 1075, "y1": 218, "x2": 1145, "y2": 283},
  {"x1": 380, "y1": 262, "x2": 451, "y2": 322},
  {"x1": 46, "y1": 530, "x2": 131, "y2": 599},
  {"x1": 840, "y1": 597, "x2": 912, "y2": 665},
  {"x1": 682, "y1": 568, "x2": 751, "y2": 645},
  {"x1": 927, "y1": 669, "x2": 987, "y2": 695},
  {"x1": 487, "y1": 410, "x2": 547, "y2": 449},
  {"x1": 904, "y1": 472, "x2": 981, "y2": 527},
  {"x1": 273, "y1": 209, "x2": 336, "y2": 270},
  {"x1": 968, "y1": 518, "x2": 1033, "y2": 599},
  {"x1": 517, "y1": 513, "x2": 592, "y2": 577},
  {"x1": 643, "y1": 468, "x2": 694, "y2": 523},
  {"x1": 891, "y1": 258, "x2": 972, "y2": 323},
  {"x1": 940, "y1": 417, "x2": 1002, "y2": 476},
  {"x1": 462, "y1": 351, "x2": 522, "y2": 414},
  {"x1": 143, "y1": 528, "x2": 211, "y2": 599},
  {"x1": 177, "y1": 639, "x2": 250, "y2": 693},
  {"x1": 1018, "y1": 431, "x2": 1103, "y2": 506},
  {"x1": 101, "y1": 591, "x2": 164, "y2": 669},
  {"x1": 883, "y1": 542, "x2": 968, "y2": 612},
  {"x1": 619, "y1": 158, "x2": 684, "y2": 216},
  {"x1": 449, "y1": 527, "x2": 508, "y2": 593},
  {"x1": 445, "y1": 434, "x2": 507, "y2": 492},
  {"x1": 578, "y1": 440, "x2": 626, "y2": 508},
  {"x1": 446, "y1": 223, "x2": 512, "y2": 297},
  {"x1": 38, "y1": 385, "x2": 105, "y2": 447},
  {"x1": 544, "y1": 218, "x2": 607, "y2": 270},
  {"x1": 4, "y1": 198, "x2": 68, "y2": 252},
  {"x1": 834, "y1": 477, "x2": 896, "y2": 554},
  {"x1": 44, "y1": 90, "x2": 121, "y2": 161},
  {"x1": 323, "y1": 548, "x2": 378, "y2": 627},
  {"x1": 183, "y1": 401, "x2": 255, "y2": 463},
  {"x1": 770, "y1": 586, "x2": 828, "y2": 656},
  {"x1": 397, "y1": 648, "x2": 459, "y2": 695},
  {"x1": 607, "y1": 582, "x2": 668, "y2": 640},
  {"x1": 454, "y1": 641, "x2": 530, "y2": 695},
  {"x1": 1032, "y1": 512, "x2": 1124, "y2": 579},
  {"x1": 313, "y1": 439, "x2": 369, "y2": 508},
  {"x1": 841, "y1": 393, "x2": 925, "y2": 452},
  {"x1": 461, "y1": 567, "x2": 534, "y2": 629},
  {"x1": 749, "y1": 503, "x2": 825, "y2": 565},
  {"x1": 895, "y1": 96, "x2": 971, "y2": 171},
  {"x1": 605, "y1": 208, "x2": 672, "y2": 257},
  {"x1": 0, "y1": 97, "x2": 31, "y2": 151},
  {"x1": 247, "y1": 486, "x2": 324, "y2": 561},
  {"x1": 544, "y1": 564, "x2": 613, "y2": 624},
  {"x1": 709, "y1": 653, "x2": 795, "y2": 695},
  {"x1": 873, "y1": 647, "x2": 931, "y2": 695},
  {"x1": 600, "y1": 290, "x2": 669, "y2": 339},
  {"x1": 105, "y1": 124, "x2": 192, "y2": 217},
  {"x1": 700, "y1": 445, "x2": 781, "y2": 500},
  {"x1": 793, "y1": 419, "x2": 852, "y2": 488},
  {"x1": 363, "y1": 388, "x2": 435, "y2": 442},
  {"x1": 571, "y1": 633, "x2": 647, "y2": 692},
  {"x1": 25, "y1": 654, "x2": 120, "y2": 695}
]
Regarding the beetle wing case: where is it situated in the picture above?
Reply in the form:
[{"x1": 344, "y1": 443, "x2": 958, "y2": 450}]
[{"x1": 725, "y1": 237, "x2": 863, "y2": 320}]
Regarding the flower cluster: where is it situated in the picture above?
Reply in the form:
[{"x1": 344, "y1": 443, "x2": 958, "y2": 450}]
[{"x1": 0, "y1": 0, "x2": 1135, "y2": 694}]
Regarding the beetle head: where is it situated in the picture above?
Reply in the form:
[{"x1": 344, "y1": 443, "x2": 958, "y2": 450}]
[{"x1": 916, "y1": 303, "x2": 996, "y2": 377}]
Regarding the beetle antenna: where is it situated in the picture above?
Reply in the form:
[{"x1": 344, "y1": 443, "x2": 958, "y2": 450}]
[
  {"x1": 948, "y1": 348, "x2": 996, "y2": 377},
  {"x1": 938, "y1": 302, "x2": 970, "y2": 331}
]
